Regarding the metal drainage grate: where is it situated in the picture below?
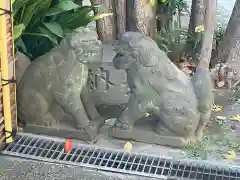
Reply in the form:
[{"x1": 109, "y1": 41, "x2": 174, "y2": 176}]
[{"x1": 1, "y1": 134, "x2": 240, "y2": 180}]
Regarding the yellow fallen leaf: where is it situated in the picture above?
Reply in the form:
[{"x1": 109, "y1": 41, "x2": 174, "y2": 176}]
[
  {"x1": 195, "y1": 25, "x2": 204, "y2": 33},
  {"x1": 124, "y1": 142, "x2": 132, "y2": 153},
  {"x1": 222, "y1": 150, "x2": 237, "y2": 160},
  {"x1": 144, "y1": 112, "x2": 151, "y2": 117},
  {"x1": 212, "y1": 104, "x2": 224, "y2": 112},
  {"x1": 230, "y1": 115, "x2": 240, "y2": 121}
]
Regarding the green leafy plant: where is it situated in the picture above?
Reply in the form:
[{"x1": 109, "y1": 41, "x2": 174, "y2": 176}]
[
  {"x1": 214, "y1": 25, "x2": 225, "y2": 48},
  {"x1": 184, "y1": 136, "x2": 212, "y2": 159},
  {"x1": 156, "y1": 0, "x2": 189, "y2": 31},
  {"x1": 13, "y1": 0, "x2": 111, "y2": 60},
  {"x1": 156, "y1": 27, "x2": 198, "y2": 62},
  {"x1": 155, "y1": 0, "x2": 195, "y2": 63}
]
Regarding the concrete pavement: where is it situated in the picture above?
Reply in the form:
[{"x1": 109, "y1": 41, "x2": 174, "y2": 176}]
[{"x1": 0, "y1": 155, "x2": 160, "y2": 180}]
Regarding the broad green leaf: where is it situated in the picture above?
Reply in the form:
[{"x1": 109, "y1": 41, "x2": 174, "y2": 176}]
[
  {"x1": 43, "y1": 22, "x2": 64, "y2": 38},
  {"x1": 56, "y1": 4, "x2": 103, "y2": 28},
  {"x1": 21, "y1": 0, "x2": 41, "y2": 25},
  {"x1": 39, "y1": 27, "x2": 58, "y2": 45},
  {"x1": 13, "y1": 0, "x2": 104, "y2": 60},
  {"x1": 63, "y1": 28, "x2": 72, "y2": 34},
  {"x1": 22, "y1": 0, "x2": 52, "y2": 29},
  {"x1": 15, "y1": 38, "x2": 27, "y2": 54},
  {"x1": 13, "y1": 0, "x2": 33, "y2": 15},
  {"x1": 22, "y1": 32, "x2": 51, "y2": 38},
  {"x1": 11, "y1": 0, "x2": 15, "y2": 5},
  {"x1": 13, "y1": 24, "x2": 25, "y2": 40},
  {"x1": 46, "y1": 0, "x2": 80, "y2": 16},
  {"x1": 159, "y1": 0, "x2": 168, "y2": 3},
  {"x1": 30, "y1": 0, "x2": 52, "y2": 28},
  {"x1": 57, "y1": 6, "x2": 94, "y2": 29}
]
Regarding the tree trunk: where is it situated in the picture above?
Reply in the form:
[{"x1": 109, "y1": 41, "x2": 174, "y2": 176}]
[
  {"x1": 90, "y1": 0, "x2": 116, "y2": 42},
  {"x1": 113, "y1": 0, "x2": 126, "y2": 39},
  {"x1": 198, "y1": 0, "x2": 217, "y2": 68},
  {"x1": 91, "y1": 0, "x2": 156, "y2": 41},
  {"x1": 126, "y1": 0, "x2": 157, "y2": 39},
  {"x1": 186, "y1": 0, "x2": 205, "y2": 57},
  {"x1": 156, "y1": 15, "x2": 166, "y2": 31},
  {"x1": 188, "y1": 0, "x2": 205, "y2": 34},
  {"x1": 212, "y1": 0, "x2": 240, "y2": 67}
]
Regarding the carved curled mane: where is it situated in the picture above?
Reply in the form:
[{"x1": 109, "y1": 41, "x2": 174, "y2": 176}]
[
  {"x1": 60, "y1": 27, "x2": 101, "y2": 62},
  {"x1": 116, "y1": 32, "x2": 180, "y2": 79}
]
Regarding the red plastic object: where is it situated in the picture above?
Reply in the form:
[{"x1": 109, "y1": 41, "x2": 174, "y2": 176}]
[{"x1": 64, "y1": 139, "x2": 72, "y2": 153}]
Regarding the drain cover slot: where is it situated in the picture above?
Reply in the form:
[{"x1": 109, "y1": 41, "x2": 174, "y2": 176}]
[{"x1": 1, "y1": 134, "x2": 240, "y2": 180}]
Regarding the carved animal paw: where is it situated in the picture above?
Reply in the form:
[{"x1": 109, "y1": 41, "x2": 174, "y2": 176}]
[
  {"x1": 77, "y1": 122, "x2": 98, "y2": 132},
  {"x1": 115, "y1": 121, "x2": 132, "y2": 130},
  {"x1": 188, "y1": 137, "x2": 197, "y2": 144},
  {"x1": 195, "y1": 129, "x2": 204, "y2": 140}
]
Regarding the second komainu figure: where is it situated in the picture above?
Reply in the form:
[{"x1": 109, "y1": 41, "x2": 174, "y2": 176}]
[{"x1": 110, "y1": 32, "x2": 213, "y2": 147}]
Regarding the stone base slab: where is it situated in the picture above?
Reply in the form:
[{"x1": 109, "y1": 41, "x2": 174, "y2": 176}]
[{"x1": 109, "y1": 126, "x2": 190, "y2": 148}]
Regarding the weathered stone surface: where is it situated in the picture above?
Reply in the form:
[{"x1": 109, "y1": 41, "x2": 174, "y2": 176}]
[
  {"x1": 109, "y1": 32, "x2": 213, "y2": 147},
  {"x1": 89, "y1": 44, "x2": 130, "y2": 105},
  {"x1": 191, "y1": 67, "x2": 214, "y2": 139},
  {"x1": 17, "y1": 27, "x2": 105, "y2": 141},
  {"x1": 87, "y1": 44, "x2": 129, "y2": 119},
  {"x1": 15, "y1": 51, "x2": 31, "y2": 85}
]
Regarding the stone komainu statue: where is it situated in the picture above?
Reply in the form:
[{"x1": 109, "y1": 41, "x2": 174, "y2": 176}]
[
  {"x1": 17, "y1": 27, "x2": 105, "y2": 141},
  {"x1": 111, "y1": 32, "x2": 213, "y2": 147}
]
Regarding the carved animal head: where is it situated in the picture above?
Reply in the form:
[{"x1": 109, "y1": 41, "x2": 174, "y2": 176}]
[
  {"x1": 113, "y1": 32, "x2": 142, "y2": 69},
  {"x1": 113, "y1": 31, "x2": 166, "y2": 70},
  {"x1": 67, "y1": 27, "x2": 103, "y2": 65}
]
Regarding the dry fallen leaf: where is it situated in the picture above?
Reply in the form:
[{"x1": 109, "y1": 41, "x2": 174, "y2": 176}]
[
  {"x1": 216, "y1": 80, "x2": 225, "y2": 88},
  {"x1": 222, "y1": 150, "x2": 237, "y2": 160},
  {"x1": 124, "y1": 142, "x2": 132, "y2": 153},
  {"x1": 178, "y1": 58, "x2": 195, "y2": 76},
  {"x1": 212, "y1": 104, "x2": 224, "y2": 112},
  {"x1": 230, "y1": 115, "x2": 240, "y2": 121}
]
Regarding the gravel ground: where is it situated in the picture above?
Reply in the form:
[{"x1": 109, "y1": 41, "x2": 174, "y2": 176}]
[{"x1": 0, "y1": 156, "x2": 161, "y2": 180}]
